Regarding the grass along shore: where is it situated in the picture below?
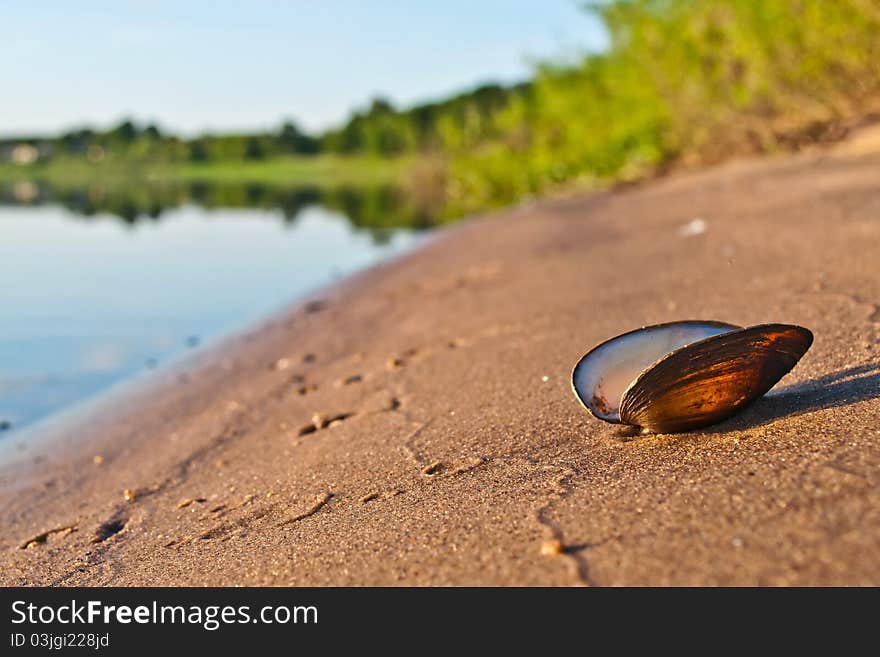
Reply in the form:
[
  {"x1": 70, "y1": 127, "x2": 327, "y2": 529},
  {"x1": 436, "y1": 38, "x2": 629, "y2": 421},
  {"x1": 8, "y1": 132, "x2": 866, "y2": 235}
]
[{"x1": 0, "y1": 154, "x2": 409, "y2": 189}]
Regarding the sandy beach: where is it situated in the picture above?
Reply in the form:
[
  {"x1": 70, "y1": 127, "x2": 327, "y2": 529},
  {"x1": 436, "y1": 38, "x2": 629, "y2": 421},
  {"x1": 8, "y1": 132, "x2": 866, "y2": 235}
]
[{"x1": 2, "y1": 130, "x2": 879, "y2": 586}]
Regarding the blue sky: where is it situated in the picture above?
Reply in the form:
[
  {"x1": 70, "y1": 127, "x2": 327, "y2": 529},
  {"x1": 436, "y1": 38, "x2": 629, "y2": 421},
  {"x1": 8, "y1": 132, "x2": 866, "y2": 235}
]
[{"x1": 0, "y1": 1, "x2": 606, "y2": 136}]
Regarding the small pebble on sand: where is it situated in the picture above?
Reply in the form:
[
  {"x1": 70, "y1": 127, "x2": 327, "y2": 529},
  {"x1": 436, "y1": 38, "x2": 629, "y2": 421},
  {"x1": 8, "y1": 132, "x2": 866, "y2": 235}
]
[{"x1": 678, "y1": 217, "x2": 707, "y2": 237}]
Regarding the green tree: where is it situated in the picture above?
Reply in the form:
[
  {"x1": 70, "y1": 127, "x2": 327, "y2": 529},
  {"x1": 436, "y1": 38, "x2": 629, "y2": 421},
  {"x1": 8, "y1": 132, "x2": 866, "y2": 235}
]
[
  {"x1": 244, "y1": 136, "x2": 265, "y2": 160},
  {"x1": 279, "y1": 121, "x2": 319, "y2": 154},
  {"x1": 111, "y1": 119, "x2": 138, "y2": 143},
  {"x1": 143, "y1": 124, "x2": 162, "y2": 140},
  {"x1": 189, "y1": 139, "x2": 209, "y2": 162}
]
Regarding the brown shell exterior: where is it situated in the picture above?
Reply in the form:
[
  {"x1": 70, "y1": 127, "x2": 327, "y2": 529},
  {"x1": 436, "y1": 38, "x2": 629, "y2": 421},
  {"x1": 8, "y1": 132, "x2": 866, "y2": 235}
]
[{"x1": 618, "y1": 324, "x2": 813, "y2": 433}]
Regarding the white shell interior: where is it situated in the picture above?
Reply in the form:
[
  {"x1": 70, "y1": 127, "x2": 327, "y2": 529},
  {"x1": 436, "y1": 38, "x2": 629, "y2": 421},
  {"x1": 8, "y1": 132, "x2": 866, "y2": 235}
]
[{"x1": 572, "y1": 321, "x2": 739, "y2": 421}]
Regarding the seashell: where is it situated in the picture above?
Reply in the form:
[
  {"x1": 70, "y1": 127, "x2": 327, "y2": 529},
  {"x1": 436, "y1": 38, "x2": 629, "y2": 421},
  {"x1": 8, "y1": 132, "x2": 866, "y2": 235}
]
[{"x1": 572, "y1": 321, "x2": 813, "y2": 433}]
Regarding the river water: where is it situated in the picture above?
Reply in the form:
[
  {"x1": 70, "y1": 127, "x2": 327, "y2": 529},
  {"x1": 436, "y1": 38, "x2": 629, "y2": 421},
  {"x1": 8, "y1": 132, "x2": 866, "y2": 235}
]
[{"x1": 0, "y1": 193, "x2": 425, "y2": 434}]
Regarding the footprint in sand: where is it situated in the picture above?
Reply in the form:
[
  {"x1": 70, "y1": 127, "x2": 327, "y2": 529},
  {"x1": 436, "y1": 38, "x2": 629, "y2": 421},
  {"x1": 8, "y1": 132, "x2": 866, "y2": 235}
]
[
  {"x1": 93, "y1": 514, "x2": 128, "y2": 543},
  {"x1": 420, "y1": 457, "x2": 486, "y2": 479},
  {"x1": 335, "y1": 374, "x2": 363, "y2": 387},
  {"x1": 387, "y1": 347, "x2": 423, "y2": 370},
  {"x1": 297, "y1": 412, "x2": 356, "y2": 436},
  {"x1": 19, "y1": 524, "x2": 78, "y2": 550}
]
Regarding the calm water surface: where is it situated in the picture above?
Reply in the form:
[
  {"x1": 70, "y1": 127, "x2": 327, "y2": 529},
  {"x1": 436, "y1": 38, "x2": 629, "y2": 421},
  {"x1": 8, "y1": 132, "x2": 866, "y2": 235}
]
[{"x1": 0, "y1": 201, "x2": 424, "y2": 434}]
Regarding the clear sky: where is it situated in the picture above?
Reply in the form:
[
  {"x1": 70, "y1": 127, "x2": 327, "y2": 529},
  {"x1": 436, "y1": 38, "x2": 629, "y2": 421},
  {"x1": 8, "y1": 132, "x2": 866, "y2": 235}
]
[{"x1": 0, "y1": 1, "x2": 607, "y2": 137}]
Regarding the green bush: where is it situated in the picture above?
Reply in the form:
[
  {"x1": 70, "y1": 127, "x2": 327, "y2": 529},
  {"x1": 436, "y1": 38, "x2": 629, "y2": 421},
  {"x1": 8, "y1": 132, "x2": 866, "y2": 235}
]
[{"x1": 443, "y1": 0, "x2": 880, "y2": 214}]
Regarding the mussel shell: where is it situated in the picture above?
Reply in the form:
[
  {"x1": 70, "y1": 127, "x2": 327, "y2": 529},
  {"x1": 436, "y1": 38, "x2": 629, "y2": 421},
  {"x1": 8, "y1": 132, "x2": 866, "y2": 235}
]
[
  {"x1": 571, "y1": 320, "x2": 740, "y2": 422},
  {"x1": 618, "y1": 324, "x2": 813, "y2": 433}
]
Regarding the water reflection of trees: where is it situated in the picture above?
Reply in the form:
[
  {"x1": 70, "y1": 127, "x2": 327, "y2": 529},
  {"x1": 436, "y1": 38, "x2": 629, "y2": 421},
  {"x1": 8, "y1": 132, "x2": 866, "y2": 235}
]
[{"x1": 0, "y1": 180, "x2": 440, "y2": 240}]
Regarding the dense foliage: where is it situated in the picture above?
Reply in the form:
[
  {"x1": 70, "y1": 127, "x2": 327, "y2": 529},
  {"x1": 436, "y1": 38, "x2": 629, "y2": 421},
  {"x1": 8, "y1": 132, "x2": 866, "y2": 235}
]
[{"x1": 441, "y1": 0, "x2": 880, "y2": 213}]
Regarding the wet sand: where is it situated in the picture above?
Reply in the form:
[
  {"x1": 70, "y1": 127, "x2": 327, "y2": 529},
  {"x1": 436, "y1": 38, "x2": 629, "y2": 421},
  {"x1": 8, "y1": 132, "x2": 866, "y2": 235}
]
[{"x1": 2, "y1": 128, "x2": 879, "y2": 585}]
